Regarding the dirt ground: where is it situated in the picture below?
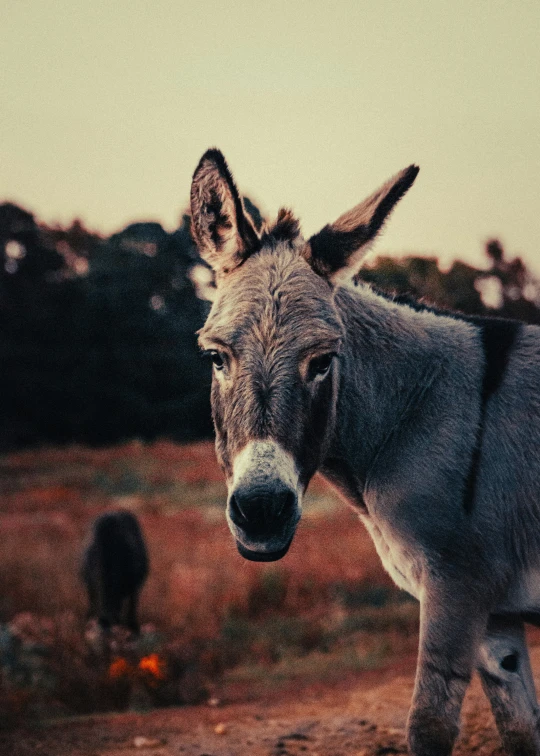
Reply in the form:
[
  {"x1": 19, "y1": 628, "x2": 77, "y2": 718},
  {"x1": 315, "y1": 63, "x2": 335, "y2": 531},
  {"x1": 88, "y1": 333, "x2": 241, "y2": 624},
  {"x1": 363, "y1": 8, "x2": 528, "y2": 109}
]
[{"x1": 5, "y1": 645, "x2": 536, "y2": 756}]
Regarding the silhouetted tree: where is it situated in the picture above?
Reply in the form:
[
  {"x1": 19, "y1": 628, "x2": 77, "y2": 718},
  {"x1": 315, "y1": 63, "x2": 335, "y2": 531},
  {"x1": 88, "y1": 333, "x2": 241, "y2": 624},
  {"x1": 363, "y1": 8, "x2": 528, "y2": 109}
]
[
  {"x1": 359, "y1": 239, "x2": 540, "y2": 323},
  {"x1": 0, "y1": 204, "x2": 212, "y2": 449}
]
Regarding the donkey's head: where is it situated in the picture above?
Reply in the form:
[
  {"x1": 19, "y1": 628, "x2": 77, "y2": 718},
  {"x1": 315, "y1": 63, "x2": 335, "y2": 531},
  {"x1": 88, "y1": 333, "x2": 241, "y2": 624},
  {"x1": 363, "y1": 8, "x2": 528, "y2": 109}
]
[{"x1": 191, "y1": 149, "x2": 418, "y2": 561}]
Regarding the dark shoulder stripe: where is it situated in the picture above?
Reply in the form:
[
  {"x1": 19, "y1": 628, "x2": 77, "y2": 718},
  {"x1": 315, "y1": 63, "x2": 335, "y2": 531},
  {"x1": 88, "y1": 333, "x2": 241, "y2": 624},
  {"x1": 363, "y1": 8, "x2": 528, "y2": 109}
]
[
  {"x1": 372, "y1": 286, "x2": 522, "y2": 402},
  {"x1": 368, "y1": 285, "x2": 523, "y2": 513},
  {"x1": 462, "y1": 445, "x2": 482, "y2": 515},
  {"x1": 463, "y1": 317, "x2": 521, "y2": 513},
  {"x1": 478, "y1": 317, "x2": 522, "y2": 402}
]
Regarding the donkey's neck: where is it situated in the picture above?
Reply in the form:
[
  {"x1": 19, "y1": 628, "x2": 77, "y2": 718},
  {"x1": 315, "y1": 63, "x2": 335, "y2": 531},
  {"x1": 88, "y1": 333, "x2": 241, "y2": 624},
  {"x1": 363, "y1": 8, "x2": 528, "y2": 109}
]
[{"x1": 320, "y1": 283, "x2": 480, "y2": 510}]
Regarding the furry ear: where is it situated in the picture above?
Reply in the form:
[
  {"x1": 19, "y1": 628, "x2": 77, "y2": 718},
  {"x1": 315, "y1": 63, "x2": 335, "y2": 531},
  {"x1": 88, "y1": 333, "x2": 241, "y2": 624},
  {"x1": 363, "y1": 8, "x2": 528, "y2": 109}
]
[
  {"x1": 190, "y1": 149, "x2": 260, "y2": 278},
  {"x1": 303, "y1": 165, "x2": 419, "y2": 284}
]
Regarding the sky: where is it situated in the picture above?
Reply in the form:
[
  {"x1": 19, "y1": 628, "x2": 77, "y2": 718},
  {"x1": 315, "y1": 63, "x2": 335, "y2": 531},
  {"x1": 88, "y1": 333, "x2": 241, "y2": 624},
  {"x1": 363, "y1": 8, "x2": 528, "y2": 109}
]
[{"x1": 1, "y1": 0, "x2": 540, "y2": 272}]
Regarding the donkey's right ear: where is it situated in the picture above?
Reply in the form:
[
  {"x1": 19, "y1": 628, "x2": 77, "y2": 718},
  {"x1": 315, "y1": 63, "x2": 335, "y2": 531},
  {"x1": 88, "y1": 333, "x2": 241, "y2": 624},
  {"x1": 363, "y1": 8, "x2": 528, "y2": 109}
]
[{"x1": 190, "y1": 149, "x2": 260, "y2": 278}]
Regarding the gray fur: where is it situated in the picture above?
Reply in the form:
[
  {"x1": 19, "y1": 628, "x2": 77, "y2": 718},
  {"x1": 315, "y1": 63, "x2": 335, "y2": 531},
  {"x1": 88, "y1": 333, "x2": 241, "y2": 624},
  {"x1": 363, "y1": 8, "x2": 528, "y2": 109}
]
[{"x1": 191, "y1": 149, "x2": 540, "y2": 754}]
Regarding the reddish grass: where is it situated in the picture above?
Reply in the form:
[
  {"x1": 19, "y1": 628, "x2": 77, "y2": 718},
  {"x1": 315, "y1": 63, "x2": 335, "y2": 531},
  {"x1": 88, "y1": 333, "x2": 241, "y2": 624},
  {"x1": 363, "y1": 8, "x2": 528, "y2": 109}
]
[{"x1": 0, "y1": 441, "x2": 418, "y2": 722}]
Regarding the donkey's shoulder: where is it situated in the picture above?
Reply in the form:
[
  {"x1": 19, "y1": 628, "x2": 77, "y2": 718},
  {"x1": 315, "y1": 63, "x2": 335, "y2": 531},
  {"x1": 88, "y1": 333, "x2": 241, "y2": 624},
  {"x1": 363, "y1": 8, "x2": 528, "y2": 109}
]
[{"x1": 366, "y1": 285, "x2": 532, "y2": 399}]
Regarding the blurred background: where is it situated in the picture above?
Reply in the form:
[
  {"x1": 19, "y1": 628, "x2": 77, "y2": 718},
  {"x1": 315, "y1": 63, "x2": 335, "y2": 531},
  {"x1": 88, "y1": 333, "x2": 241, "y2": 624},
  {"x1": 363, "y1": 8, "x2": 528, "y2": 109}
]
[{"x1": 1, "y1": 0, "x2": 539, "y2": 730}]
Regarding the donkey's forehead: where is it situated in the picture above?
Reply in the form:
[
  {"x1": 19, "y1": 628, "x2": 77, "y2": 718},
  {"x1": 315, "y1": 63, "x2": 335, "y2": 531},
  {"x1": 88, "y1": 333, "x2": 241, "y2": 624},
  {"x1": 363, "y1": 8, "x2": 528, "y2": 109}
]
[{"x1": 201, "y1": 245, "x2": 342, "y2": 347}]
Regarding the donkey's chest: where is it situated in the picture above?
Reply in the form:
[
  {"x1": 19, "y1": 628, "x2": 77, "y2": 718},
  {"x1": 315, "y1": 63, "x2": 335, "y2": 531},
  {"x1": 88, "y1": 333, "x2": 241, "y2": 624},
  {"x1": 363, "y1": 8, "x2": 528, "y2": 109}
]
[{"x1": 360, "y1": 514, "x2": 423, "y2": 599}]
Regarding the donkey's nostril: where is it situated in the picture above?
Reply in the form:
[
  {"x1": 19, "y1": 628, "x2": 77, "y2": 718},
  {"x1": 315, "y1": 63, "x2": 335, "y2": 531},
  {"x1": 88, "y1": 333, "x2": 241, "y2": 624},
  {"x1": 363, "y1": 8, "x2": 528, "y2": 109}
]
[
  {"x1": 274, "y1": 490, "x2": 297, "y2": 518},
  {"x1": 229, "y1": 494, "x2": 249, "y2": 525}
]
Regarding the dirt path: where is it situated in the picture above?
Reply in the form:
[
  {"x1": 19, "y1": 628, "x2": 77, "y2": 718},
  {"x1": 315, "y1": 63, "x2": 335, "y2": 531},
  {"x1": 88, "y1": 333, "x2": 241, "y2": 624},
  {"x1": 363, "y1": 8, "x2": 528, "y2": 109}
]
[{"x1": 4, "y1": 647, "x2": 532, "y2": 756}]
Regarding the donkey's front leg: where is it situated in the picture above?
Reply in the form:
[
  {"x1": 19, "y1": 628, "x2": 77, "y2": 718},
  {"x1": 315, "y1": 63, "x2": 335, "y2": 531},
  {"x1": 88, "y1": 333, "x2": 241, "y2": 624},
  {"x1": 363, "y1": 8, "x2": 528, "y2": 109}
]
[
  {"x1": 477, "y1": 615, "x2": 540, "y2": 755},
  {"x1": 407, "y1": 584, "x2": 489, "y2": 756}
]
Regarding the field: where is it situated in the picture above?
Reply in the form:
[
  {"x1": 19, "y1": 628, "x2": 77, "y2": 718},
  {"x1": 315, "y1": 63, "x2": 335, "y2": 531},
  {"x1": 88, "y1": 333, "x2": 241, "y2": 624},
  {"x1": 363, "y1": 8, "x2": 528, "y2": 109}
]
[
  {"x1": 0, "y1": 440, "x2": 419, "y2": 725},
  {"x1": 3, "y1": 441, "x2": 540, "y2": 755}
]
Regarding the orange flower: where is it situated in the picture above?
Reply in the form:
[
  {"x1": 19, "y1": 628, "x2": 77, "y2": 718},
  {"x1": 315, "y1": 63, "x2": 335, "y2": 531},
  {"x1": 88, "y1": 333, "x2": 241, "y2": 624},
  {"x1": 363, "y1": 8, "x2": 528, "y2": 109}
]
[
  {"x1": 108, "y1": 657, "x2": 131, "y2": 679},
  {"x1": 138, "y1": 653, "x2": 166, "y2": 680}
]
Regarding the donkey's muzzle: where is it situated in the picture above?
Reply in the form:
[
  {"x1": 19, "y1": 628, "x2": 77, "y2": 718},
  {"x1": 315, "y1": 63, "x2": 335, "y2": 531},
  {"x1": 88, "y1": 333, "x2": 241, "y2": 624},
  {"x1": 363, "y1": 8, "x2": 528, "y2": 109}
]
[
  {"x1": 229, "y1": 489, "x2": 296, "y2": 533},
  {"x1": 228, "y1": 486, "x2": 299, "y2": 560}
]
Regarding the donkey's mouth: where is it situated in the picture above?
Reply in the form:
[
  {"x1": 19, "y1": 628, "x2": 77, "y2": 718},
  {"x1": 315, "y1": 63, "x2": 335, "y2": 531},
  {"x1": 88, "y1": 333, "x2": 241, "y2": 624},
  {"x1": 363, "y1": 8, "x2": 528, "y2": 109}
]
[{"x1": 236, "y1": 537, "x2": 293, "y2": 562}]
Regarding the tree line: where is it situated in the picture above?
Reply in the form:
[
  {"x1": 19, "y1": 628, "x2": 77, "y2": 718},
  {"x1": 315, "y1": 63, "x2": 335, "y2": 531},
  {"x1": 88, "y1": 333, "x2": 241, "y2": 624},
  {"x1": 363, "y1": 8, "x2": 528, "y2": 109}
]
[{"x1": 1, "y1": 200, "x2": 538, "y2": 450}]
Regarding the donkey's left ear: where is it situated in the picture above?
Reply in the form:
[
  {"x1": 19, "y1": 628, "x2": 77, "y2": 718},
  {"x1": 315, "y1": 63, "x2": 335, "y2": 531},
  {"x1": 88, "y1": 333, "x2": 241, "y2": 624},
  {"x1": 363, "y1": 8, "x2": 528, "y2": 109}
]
[
  {"x1": 303, "y1": 165, "x2": 419, "y2": 284},
  {"x1": 190, "y1": 148, "x2": 260, "y2": 279}
]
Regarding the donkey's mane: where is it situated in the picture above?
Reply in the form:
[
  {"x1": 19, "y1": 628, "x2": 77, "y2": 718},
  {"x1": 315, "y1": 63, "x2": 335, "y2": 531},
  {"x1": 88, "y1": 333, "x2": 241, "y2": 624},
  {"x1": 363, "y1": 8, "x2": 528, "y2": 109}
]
[
  {"x1": 370, "y1": 285, "x2": 521, "y2": 330},
  {"x1": 260, "y1": 208, "x2": 302, "y2": 246}
]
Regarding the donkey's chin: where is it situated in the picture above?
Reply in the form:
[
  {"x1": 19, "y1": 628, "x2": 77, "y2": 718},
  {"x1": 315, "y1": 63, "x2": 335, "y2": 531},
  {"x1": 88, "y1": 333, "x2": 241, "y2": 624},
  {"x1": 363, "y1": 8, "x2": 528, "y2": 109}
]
[{"x1": 235, "y1": 536, "x2": 294, "y2": 562}]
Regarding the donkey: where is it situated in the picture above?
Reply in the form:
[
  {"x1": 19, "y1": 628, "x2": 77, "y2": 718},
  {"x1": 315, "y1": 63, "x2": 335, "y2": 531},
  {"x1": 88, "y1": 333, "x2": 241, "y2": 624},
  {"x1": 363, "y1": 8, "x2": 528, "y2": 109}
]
[
  {"x1": 190, "y1": 149, "x2": 540, "y2": 754},
  {"x1": 81, "y1": 510, "x2": 149, "y2": 634}
]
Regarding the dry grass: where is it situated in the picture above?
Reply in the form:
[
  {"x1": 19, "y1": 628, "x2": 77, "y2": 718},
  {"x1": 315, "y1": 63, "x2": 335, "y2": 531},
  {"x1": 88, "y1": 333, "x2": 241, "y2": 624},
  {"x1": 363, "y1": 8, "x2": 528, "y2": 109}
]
[{"x1": 0, "y1": 441, "x2": 419, "y2": 723}]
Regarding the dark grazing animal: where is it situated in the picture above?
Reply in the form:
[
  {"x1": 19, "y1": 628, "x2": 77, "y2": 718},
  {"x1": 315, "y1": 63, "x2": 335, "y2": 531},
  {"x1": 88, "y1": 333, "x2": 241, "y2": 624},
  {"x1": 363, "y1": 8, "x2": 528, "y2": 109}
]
[
  {"x1": 190, "y1": 148, "x2": 540, "y2": 755},
  {"x1": 81, "y1": 510, "x2": 148, "y2": 634}
]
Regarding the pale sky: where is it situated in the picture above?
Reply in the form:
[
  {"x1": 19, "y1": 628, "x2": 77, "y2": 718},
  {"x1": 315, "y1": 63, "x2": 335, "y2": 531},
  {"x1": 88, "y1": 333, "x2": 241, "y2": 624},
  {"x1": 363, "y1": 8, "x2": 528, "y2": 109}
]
[{"x1": 1, "y1": 1, "x2": 539, "y2": 272}]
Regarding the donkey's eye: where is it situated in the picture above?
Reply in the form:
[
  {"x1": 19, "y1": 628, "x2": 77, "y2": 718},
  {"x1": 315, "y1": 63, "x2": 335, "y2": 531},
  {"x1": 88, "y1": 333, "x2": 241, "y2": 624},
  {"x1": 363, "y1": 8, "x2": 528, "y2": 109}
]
[
  {"x1": 308, "y1": 353, "x2": 335, "y2": 380},
  {"x1": 208, "y1": 350, "x2": 225, "y2": 370}
]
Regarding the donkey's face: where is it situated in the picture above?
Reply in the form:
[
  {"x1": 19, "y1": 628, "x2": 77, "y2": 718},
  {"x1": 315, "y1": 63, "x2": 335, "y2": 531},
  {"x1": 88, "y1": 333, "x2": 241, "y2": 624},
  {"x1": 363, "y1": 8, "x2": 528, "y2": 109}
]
[
  {"x1": 191, "y1": 149, "x2": 418, "y2": 561},
  {"x1": 199, "y1": 244, "x2": 342, "y2": 560}
]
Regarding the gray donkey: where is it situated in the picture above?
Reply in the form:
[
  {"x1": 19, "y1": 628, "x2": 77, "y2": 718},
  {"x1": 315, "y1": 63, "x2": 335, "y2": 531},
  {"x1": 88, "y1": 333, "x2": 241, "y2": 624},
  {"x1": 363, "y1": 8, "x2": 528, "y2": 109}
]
[{"x1": 190, "y1": 148, "x2": 540, "y2": 755}]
